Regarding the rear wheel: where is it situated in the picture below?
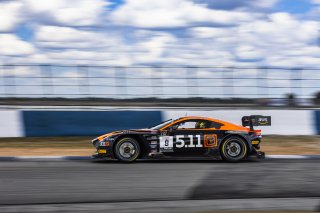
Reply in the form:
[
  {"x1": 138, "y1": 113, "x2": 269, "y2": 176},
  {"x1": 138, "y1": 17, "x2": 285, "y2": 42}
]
[
  {"x1": 221, "y1": 136, "x2": 248, "y2": 162},
  {"x1": 114, "y1": 137, "x2": 140, "y2": 162}
]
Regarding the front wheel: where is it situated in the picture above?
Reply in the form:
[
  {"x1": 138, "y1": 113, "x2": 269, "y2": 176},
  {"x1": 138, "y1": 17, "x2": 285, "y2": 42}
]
[
  {"x1": 114, "y1": 137, "x2": 140, "y2": 162},
  {"x1": 221, "y1": 136, "x2": 248, "y2": 162}
]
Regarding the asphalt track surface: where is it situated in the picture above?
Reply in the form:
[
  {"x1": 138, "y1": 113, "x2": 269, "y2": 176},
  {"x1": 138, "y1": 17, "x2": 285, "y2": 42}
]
[{"x1": 0, "y1": 158, "x2": 319, "y2": 212}]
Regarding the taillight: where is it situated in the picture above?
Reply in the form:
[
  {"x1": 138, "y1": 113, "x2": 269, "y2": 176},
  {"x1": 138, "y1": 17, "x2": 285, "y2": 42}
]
[{"x1": 252, "y1": 130, "x2": 262, "y2": 137}]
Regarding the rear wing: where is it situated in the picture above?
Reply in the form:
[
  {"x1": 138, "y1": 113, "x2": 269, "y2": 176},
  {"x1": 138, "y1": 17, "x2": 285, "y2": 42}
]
[{"x1": 242, "y1": 115, "x2": 271, "y2": 130}]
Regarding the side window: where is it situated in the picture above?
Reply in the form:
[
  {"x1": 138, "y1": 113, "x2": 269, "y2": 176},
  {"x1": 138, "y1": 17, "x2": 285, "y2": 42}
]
[
  {"x1": 176, "y1": 121, "x2": 197, "y2": 129},
  {"x1": 194, "y1": 120, "x2": 211, "y2": 129},
  {"x1": 174, "y1": 120, "x2": 219, "y2": 130},
  {"x1": 170, "y1": 119, "x2": 224, "y2": 130},
  {"x1": 209, "y1": 121, "x2": 223, "y2": 129}
]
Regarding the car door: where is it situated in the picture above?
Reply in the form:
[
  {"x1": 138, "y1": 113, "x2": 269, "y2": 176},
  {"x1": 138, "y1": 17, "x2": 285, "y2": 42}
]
[{"x1": 168, "y1": 119, "x2": 217, "y2": 156}]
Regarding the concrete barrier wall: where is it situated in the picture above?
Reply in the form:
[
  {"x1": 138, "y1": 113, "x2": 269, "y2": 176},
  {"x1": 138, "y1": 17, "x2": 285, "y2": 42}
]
[
  {"x1": 163, "y1": 110, "x2": 316, "y2": 135},
  {"x1": 315, "y1": 111, "x2": 320, "y2": 135},
  {"x1": 0, "y1": 109, "x2": 318, "y2": 137},
  {"x1": 22, "y1": 111, "x2": 162, "y2": 137},
  {"x1": 0, "y1": 111, "x2": 24, "y2": 137}
]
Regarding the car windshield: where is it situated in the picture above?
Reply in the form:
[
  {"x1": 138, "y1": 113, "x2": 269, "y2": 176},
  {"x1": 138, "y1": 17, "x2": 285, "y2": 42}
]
[{"x1": 150, "y1": 119, "x2": 173, "y2": 130}]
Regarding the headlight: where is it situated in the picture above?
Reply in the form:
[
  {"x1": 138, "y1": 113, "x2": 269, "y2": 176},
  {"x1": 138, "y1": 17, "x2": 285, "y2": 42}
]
[
  {"x1": 100, "y1": 137, "x2": 114, "y2": 146},
  {"x1": 102, "y1": 137, "x2": 109, "y2": 142},
  {"x1": 92, "y1": 138, "x2": 99, "y2": 144}
]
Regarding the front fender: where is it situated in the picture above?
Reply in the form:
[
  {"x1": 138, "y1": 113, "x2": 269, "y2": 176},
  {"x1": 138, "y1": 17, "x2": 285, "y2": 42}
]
[{"x1": 110, "y1": 133, "x2": 150, "y2": 158}]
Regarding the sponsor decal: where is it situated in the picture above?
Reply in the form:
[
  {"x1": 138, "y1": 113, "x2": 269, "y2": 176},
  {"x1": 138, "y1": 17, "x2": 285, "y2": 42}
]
[
  {"x1": 150, "y1": 140, "x2": 157, "y2": 144},
  {"x1": 100, "y1": 141, "x2": 110, "y2": 146},
  {"x1": 98, "y1": 149, "x2": 107, "y2": 154},
  {"x1": 159, "y1": 136, "x2": 173, "y2": 152},
  {"x1": 204, "y1": 134, "x2": 217, "y2": 148},
  {"x1": 251, "y1": 140, "x2": 260, "y2": 145},
  {"x1": 150, "y1": 144, "x2": 157, "y2": 149},
  {"x1": 161, "y1": 131, "x2": 168, "y2": 136},
  {"x1": 258, "y1": 117, "x2": 268, "y2": 125}
]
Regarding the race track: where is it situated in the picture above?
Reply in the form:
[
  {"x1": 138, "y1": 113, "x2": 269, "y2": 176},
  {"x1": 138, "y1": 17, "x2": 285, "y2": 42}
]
[{"x1": 0, "y1": 158, "x2": 319, "y2": 212}]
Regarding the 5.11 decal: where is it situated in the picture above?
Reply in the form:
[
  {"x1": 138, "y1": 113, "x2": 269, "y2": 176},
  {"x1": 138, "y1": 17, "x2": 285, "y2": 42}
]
[{"x1": 159, "y1": 134, "x2": 217, "y2": 152}]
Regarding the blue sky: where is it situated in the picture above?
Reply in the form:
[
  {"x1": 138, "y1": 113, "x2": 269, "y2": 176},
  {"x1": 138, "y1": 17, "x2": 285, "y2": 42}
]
[
  {"x1": 0, "y1": 0, "x2": 319, "y2": 67},
  {"x1": 275, "y1": 0, "x2": 314, "y2": 14},
  {"x1": 108, "y1": 0, "x2": 125, "y2": 9}
]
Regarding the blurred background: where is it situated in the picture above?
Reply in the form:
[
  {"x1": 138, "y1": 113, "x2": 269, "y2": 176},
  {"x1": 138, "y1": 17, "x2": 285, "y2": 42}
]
[
  {"x1": 0, "y1": 0, "x2": 319, "y2": 107},
  {"x1": 1, "y1": 65, "x2": 320, "y2": 107},
  {"x1": 0, "y1": 0, "x2": 320, "y2": 212}
]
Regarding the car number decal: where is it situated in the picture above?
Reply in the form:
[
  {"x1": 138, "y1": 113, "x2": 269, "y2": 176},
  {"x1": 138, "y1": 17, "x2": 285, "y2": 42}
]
[
  {"x1": 159, "y1": 136, "x2": 174, "y2": 152},
  {"x1": 160, "y1": 134, "x2": 217, "y2": 152},
  {"x1": 176, "y1": 135, "x2": 202, "y2": 148}
]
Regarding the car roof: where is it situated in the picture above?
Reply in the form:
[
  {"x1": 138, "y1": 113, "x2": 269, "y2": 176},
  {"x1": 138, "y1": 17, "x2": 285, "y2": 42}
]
[
  {"x1": 177, "y1": 116, "x2": 211, "y2": 120},
  {"x1": 176, "y1": 116, "x2": 223, "y2": 123},
  {"x1": 160, "y1": 116, "x2": 248, "y2": 131}
]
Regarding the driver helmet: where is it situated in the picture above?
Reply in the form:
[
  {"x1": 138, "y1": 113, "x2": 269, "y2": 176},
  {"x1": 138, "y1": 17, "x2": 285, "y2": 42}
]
[{"x1": 196, "y1": 121, "x2": 207, "y2": 129}]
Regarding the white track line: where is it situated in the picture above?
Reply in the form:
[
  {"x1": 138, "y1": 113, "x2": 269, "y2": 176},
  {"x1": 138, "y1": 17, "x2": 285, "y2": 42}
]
[
  {"x1": 17, "y1": 156, "x2": 66, "y2": 159},
  {"x1": 0, "y1": 198, "x2": 319, "y2": 212},
  {"x1": 266, "y1": 155, "x2": 311, "y2": 159},
  {"x1": 0, "y1": 155, "x2": 318, "y2": 161}
]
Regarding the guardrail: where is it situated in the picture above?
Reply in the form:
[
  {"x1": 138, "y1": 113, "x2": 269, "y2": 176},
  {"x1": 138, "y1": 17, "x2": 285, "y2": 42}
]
[{"x1": 1, "y1": 64, "x2": 320, "y2": 99}]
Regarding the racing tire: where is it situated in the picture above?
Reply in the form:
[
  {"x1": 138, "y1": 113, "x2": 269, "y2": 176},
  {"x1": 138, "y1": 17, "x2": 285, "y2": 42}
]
[
  {"x1": 114, "y1": 137, "x2": 140, "y2": 163},
  {"x1": 220, "y1": 136, "x2": 248, "y2": 162}
]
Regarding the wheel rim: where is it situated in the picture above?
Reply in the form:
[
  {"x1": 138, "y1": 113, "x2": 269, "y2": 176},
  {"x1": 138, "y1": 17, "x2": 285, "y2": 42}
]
[
  {"x1": 119, "y1": 142, "x2": 136, "y2": 159},
  {"x1": 225, "y1": 141, "x2": 242, "y2": 157}
]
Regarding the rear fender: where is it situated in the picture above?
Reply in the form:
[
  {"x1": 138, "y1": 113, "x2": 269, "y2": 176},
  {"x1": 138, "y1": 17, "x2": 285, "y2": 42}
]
[{"x1": 219, "y1": 133, "x2": 252, "y2": 152}]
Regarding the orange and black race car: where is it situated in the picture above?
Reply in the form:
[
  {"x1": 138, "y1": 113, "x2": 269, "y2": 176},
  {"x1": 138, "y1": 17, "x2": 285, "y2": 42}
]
[{"x1": 91, "y1": 115, "x2": 271, "y2": 162}]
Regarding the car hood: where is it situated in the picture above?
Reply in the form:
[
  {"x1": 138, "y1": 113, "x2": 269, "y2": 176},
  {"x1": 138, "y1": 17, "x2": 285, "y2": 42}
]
[{"x1": 97, "y1": 129, "x2": 158, "y2": 141}]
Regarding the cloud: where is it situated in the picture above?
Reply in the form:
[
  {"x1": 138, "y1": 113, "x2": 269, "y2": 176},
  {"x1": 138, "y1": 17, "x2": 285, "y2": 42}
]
[
  {"x1": 0, "y1": 1, "x2": 23, "y2": 32},
  {"x1": 239, "y1": 13, "x2": 318, "y2": 45},
  {"x1": 134, "y1": 32, "x2": 177, "y2": 61},
  {"x1": 23, "y1": 0, "x2": 109, "y2": 26},
  {"x1": 184, "y1": 12, "x2": 319, "y2": 66},
  {"x1": 0, "y1": 0, "x2": 318, "y2": 69},
  {"x1": 34, "y1": 26, "x2": 122, "y2": 49},
  {"x1": 110, "y1": 0, "x2": 255, "y2": 28},
  {"x1": 43, "y1": 50, "x2": 132, "y2": 65},
  {"x1": 0, "y1": 0, "x2": 110, "y2": 32},
  {"x1": 189, "y1": 27, "x2": 233, "y2": 38},
  {"x1": 235, "y1": 45, "x2": 264, "y2": 61},
  {"x1": 250, "y1": 0, "x2": 279, "y2": 9},
  {"x1": 0, "y1": 34, "x2": 35, "y2": 56}
]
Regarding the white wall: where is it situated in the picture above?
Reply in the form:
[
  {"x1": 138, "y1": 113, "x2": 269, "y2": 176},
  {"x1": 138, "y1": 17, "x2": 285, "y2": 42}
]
[
  {"x1": 0, "y1": 111, "x2": 24, "y2": 137},
  {"x1": 163, "y1": 110, "x2": 315, "y2": 135}
]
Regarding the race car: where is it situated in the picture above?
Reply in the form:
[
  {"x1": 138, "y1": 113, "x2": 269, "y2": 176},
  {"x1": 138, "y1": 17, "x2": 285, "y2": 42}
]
[{"x1": 91, "y1": 115, "x2": 271, "y2": 162}]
